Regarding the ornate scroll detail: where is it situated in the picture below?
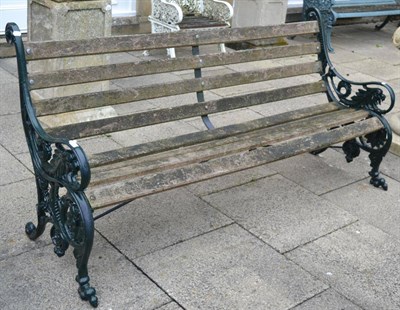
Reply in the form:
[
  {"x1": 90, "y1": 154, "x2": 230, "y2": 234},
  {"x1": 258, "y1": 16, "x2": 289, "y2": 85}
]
[
  {"x1": 303, "y1": 0, "x2": 336, "y2": 51},
  {"x1": 203, "y1": 0, "x2": 234, "y2": 24},
  {"x1": 175, "y1": 0, "x2": 202, "y2": 15},
  {"x1": 151, "y1": 0, "x2": 183, "y2": 25},
  {"x1": 306, "y1": 9, "x2": 395, "y2": 116},
  {"x1": 342, "y1": 114, "x2": 392, "y2": 190},
  {"x1": 6, "y1": 22, "x2": 97, "y2": 308}
]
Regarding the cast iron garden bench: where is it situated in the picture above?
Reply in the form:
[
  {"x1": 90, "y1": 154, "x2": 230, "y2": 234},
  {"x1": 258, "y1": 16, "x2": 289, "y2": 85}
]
[
  {"x1": 5, "y1": 8, "x2": 395, "y2": 307},
  {"x1": 303, "y1": 0, "x2": 400, "y2": 51}
]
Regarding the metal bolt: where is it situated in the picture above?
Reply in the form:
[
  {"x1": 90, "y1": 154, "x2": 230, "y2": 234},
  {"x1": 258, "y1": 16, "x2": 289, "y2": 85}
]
[
  {"x1": 29, "y1": 79, "x2": 35, "y2": 85},
  {"x1": 201, "y1": 81, "x2": 205, "y2": 86},
  {"x1": 90, "y1": 195, "x2": 96, "y2": 201},
  {"x1": 26, "y1": 48, "x2": 32, "y2": 55},
  {"x1": 204, "y1": 105, "x2": 208, "y2": 110},
  {"x1": 195, "y1": 34, "x2": 200, "y2": 39}
]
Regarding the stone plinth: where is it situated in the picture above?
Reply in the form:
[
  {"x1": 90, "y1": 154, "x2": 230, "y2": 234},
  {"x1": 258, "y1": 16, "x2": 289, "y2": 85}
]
[
  {"x1": 232, "y1": 0, "x2": 288, "y2": 27},
  {"x1": 28, "y1": 0, "x2": 114, "y2": 124},
  {"x1": 232, "y1": 0, "x2": 288, "y2": 46}
]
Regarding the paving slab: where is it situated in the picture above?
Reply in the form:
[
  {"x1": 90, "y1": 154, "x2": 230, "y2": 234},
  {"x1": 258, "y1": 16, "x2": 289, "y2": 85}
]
[
  {"x1": 113, "y1": 72, "x2": 182, "y2": 89},
  {"x1": 157, "y1": 302, "x2": 184, "y2": 310},
  {"x1": 0, "y1": 144, "x2": 32, "y2": 186},
  {"x1": 14, "y1": 152, "x2": 34, "y2": 174},
  {"x1": 136, "y1": 224, "x2": 327, "y2": 310},
  {"x1": 268, "y1": 153, "x2": 364, "y2": 195},
  {"x1": 0, "y1": 57, "x2": 18, "y2": 77},
  {"x1": 187, "y1": 165, "x2": 276, "y2": 197},
  {"x1": 317, "y1": 148, "x2": 400, "y2": 183},
  {"x1": 286, "y1": 221, "x2": 400, "y2": 310},
  {"x1": 77, "y1": 135, "x2": 123, "y2": 156},
  {"x1": 322, "y1": 176, "x2": 400, "y2": 239},
  {"x1": 0, "y1": 233, "x2": 170, "y2": 310},
  {"x1": 292, "y1": 289, "x2": 363, "y2": 310},
  {"x1": 341, "y1": 58, "x2": 400, "y2": 81},
  {"x1": 148, "y1": 91, "x2": 222, "y2": 109},
  {"x1": 203, "y1": 174, "x2": 357, "y2": 253},
  {"x1": 0, "y1": 113, "x2": 29, "y2": 154},
  {"x1": 0, "y1": 81, "x2": 21, "y2": 116},
  {"x1": 95, "y1": 188, "x2": 233, "y2": 259},
  {"x1": 0, "y1": 178, "x2": 49, "y2": 260},
  {"x1": 0, "y1": 66, "x2": 16, "y2": 84}
]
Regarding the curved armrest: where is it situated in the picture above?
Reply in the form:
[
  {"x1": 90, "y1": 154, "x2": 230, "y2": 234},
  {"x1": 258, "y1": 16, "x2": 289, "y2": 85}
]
[
  {"x1": 203, "y1": 0, "x2": 234, "y2": 24},
  {"x1": 305, "y1": 9, "x2": 395, "y2": 115},
  {"x1": 150, "y1": 0, "x2": 183, "y2": 25},
  {"x1": 5, "y1": 23, "x2": 91, "y2": 192}
]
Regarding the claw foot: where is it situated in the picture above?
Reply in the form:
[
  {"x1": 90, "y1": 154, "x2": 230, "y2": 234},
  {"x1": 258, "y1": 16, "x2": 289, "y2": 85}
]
[
  {"x1": 369, "y1": 171, "x2": 388, "y2": 191},
  {"x1": 25, "y1": 222, "x2": 38, "y2": 240},
  {"x1": 76, "y1": 276, "x2": 98, "y2": 308}
]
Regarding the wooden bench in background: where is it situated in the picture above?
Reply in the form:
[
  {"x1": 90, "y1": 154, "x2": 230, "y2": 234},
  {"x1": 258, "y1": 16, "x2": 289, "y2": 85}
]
[
  {"x1": 303, "y1": 0, "x2": 400, "y2": 51},
  {"x1": 5, "y1": 8, "x2": 395, "y2": 307}
]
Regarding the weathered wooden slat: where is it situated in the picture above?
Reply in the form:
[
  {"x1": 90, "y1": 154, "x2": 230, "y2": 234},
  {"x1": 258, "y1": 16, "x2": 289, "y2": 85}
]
[
  {"x1": 37, "y1": 61, "x2": 322, "y2": 117},
  {"x1": 89, "y1": 102, "x2": 339, "y2": 168},
  {"x1": 46, "y1": 76, "x2": 323, "y2": 139},
  {"x1": 87, "y1": 117, "x2": 382, "y2": 209},
  {"x1": 89, "y1": 109, "x2": 370, "y2": 186},
  {"x1": 29, "y1": 43, "x2": 320, "y2": 89},
  {"x1": 26, "y1": 21, "x2": 319, "y2": 60},
  {"x1": 335, "y1": 4, "x2": 400, "y2": 14}
]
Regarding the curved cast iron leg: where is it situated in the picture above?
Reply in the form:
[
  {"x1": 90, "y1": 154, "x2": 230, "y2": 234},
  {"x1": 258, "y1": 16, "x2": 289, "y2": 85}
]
[
  {"x1": 375, "y1": 16, "x2": 391, "y2": 30},
  {"x1": 368, "y1": 151, "x2": 388, "y2": 190},
  {"x1": 25, "y1": 176, "x2": 50, "y2": 240}
]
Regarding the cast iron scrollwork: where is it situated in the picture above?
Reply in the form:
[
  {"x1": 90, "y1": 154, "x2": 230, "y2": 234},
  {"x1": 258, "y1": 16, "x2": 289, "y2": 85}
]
[
  {"x1": 306, "y1": 9, "x2": 395, "y2": 190},
  {"x1": 6, "y1": 23, "x2": 98, "y2": 307}
]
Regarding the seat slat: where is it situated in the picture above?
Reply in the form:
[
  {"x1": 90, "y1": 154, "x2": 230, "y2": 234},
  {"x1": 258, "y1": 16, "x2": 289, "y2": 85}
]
[
  {"x1": 46, "y1": 78, "x2": 324, "y2": 139},
  {"x1": 89, "y1": 102, "x2": 339, "y2": 168},
  {"x1": 87, "y1": 117, "x2": 382, "y2": 209},
  {"x1": 25, "y1": 22, "x2": 319, "y2": 60},
  {"x1": 29, "y1": 43, "x2": 320, "y2": 90},
  {"x1": 89, "y1": 109, "x2": 370, "y2": 186},
  {"x1": 37, "y1": 61, "x2": 322, "y2": 117}
]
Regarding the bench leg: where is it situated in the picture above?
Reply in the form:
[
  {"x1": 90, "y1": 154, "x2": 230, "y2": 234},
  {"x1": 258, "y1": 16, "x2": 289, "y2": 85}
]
[
  {"x1": 25, "y1": 176, "x2": 51, "y2": 240},
  {"x1": 27, "y1": 178, "x2": 98, "y2": 307},
  {"x1": 375, "y1": 16, "x2": 391, "y2": 31},
  {"x1": 342, "y1": 123, "x2": 392, "y2": 191}
]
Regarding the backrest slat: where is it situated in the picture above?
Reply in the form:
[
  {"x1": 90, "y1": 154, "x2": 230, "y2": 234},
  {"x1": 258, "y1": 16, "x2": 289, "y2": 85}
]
[
  {"x1": 25, "y1": 22, "x2": 319, "y2": 60},
  {"x1": 35, "y1": 61, "x2": 322, "y2": 116},
  {"x1": 29, "y1": 42, "x2": 320, "y2": 90},
  {"x1": 47, "y1": 81, "x2": 326, "y2": 139}
]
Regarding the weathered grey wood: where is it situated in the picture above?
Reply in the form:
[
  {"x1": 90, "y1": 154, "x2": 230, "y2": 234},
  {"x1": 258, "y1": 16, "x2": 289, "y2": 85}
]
[
  {"x1": 37, "y1": 61, "x2": 321, "y2": 117},
  {"x1": 47, "y1": 81, "x2": 325, "y2": 139},
  {"x1": 87, "y1": 117, "x2": 382, "y2": 209},
  {"x1": 335, "y1": 4, "x2": 399, "y2": 14},
  {"x1": 89, "y1": 109, "x2": 370, "y2": 186},
  {"x1": 89, "y1": 102, "x2": 339, "y2": 168},
  {"x1": 25, "y1": 21, "x2": 319, "y2": 60},
  {"x1": 29, "y1": 43, "x2": 320, "y2": 89}
]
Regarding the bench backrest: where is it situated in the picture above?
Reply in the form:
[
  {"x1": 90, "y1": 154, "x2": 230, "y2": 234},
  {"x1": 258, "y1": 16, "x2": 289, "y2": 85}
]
[
  {"x1": 333, "y1": 0, "x2": 397, "y2": 6},
  {"x1": 23, "y1": 21, "x2": 326, "y2": 144}
]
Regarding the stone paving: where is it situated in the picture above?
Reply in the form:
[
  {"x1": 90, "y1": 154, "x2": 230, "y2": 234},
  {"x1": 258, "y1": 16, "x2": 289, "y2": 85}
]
[{"x1": 0, "y1": 22, "x2": 399, "y2": 310}]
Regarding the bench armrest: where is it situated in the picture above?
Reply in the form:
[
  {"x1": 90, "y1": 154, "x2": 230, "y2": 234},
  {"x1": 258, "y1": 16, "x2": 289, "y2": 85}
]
[
  {"x1": 306, "y1": 9, "x2": 395, "y2": 115},
  {"x1": 203, "y1": 0, "x2": 234, "y2": 24},
  {"x1": 150, "y1": 0, "x2": 184, "y2": 25},
  {"x1": 5, "y1": 23, "x2": 91, "y2": 192}
]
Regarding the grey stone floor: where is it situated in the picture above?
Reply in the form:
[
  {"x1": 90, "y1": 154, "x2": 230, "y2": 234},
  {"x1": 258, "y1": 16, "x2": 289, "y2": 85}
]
[{"x1": 0, "y1": 22, "x2": 399, "y2": 310}]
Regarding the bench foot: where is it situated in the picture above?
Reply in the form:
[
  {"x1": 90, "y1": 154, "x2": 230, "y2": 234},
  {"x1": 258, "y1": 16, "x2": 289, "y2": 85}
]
[{"x1": 375, "y1": 16, "x2": 391, "y2": 31}]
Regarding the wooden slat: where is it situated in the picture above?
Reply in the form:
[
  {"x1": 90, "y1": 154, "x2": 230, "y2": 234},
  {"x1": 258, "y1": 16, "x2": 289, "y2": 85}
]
[
  {"x1": 29, "y1": 42, "x2": 320, "y2": 89},
  {"x1": 25, "y1": 22, "x2": 319, "y2": 60},
  {"x1": 89, "y1": 102, "x2": 339, "y2": 168},
  {"x1": 87, "y1": 117, "x2": 382, "y2": 209},
  {"x1": 89, "y1": 109, "x2": 370, "y2": 186},
  {"x1": 36, "y1": 61, "x2": 322, "y2": 117},
  {"x1": 334, "y1": 4, "x2": 400, "y2": 14},
  {"x1": 46, "y1": 77, "x2": 323, "y2": 139}
]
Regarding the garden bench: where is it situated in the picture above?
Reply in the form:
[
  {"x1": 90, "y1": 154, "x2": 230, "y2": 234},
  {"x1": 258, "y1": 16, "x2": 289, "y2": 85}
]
[
  {"x1": 303, "y1": 0, "x2": 400, "y2": 51},
  {"x1": 148, "y1": 0, "x2": 233, "y2": 57},
  {"x1": 5, "y1": 8, "x2": 395, "y2": 307}
]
